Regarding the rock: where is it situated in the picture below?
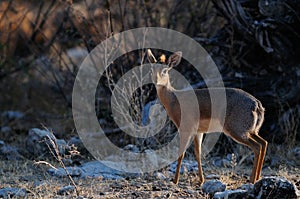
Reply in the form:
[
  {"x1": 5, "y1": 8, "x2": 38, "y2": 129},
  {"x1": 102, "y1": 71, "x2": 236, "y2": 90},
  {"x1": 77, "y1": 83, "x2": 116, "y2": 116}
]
[
  {"x1": 141, "y1": 100, "x2": 157, "y2": 125},
  {"x1": 186, "y1": 189, "x2": 195, "y2": 195},
  {"x1": 48, "y1": 160, "x2": 125, "y2": 180},
  {"x1": 251, "y1": 177, "x2": 299, "y2": 199},
  {"x1": 270, "y1": 155, "x2": 282, "y2": 167},
  {"x1": 25, "y1": 128, "x2": 67, "y2": 157},
  {"x1": 80, "y1": 161, "x2": 120, "y2": 176},
  {"x1": 238, "y1": 183, "x2": 254, "y2": 191},
  {"x1": 211, "y1": 154, "x2": 237, "y2": 168},
  {"x1": 202, "y1": 180, "x2": 226, "y2": 195},
  {"x1": 0, "y1": 144, "x2": 23, "y2": 160},
  {"x1": 0, "y1": 140, "x2": 4, "y2": 147},
  {"x1": 123, "y1": 144, "x2": 139, "y2": 153},
  {"x1": 293, "y1": 147, "x2": 300, "y2": 159},
  {"x1": 100, "y1": 173, "x2": 124, "y2": 180},
  {"x1": 185, "y1": 160, "x2": 199, "y2": 172},
  {"x1": 48, "y1": 167, "x2": 82, "y2": 178},
  {"x1": 231, "y1": 177, "x2": 300, "y2": 199},
  {"x1": 206, "y1": 174, "x2": 220, "y2": 180},
  {"x1": 80, "y1": 161, "x2": 124, "y2": 179},
  {"x1": 154, "y1": 172, "x2": 167, "y2": 180},
  {"x1": 58, "y1": 185, "x2": 75, "y2": 195},
  {"x1": 1, "y1": 111, "x2": 24, "y2": 120},
  {"x1": 214, "y1": 189, "x2": 248, "y2": 199},
  {"x1": 0, "y1": 187, "x2": 27, "y2": 198},
  {"x1": 0, "y1": 127, "x2": 11, "y2": 141},
  {"x1": 0, "y1": 126, "x2": 11, "y2": 133},
  {"x1": 33, "y1": 180, "x2": 48, "y2": 188},
  {"x1": 25, "y1": 128, "x2": 55, "y2": 156},
  {"x1": 211, "y1": 157, "x2": 223, "y2": 167},
  {"x1": 169, "y1": 160, "x2": 198, "y2": 174}
]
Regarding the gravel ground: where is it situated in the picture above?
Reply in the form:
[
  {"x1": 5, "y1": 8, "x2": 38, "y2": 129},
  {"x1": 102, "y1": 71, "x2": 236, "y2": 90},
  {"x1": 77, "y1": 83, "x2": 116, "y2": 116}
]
[{"x1": 0, "y1": 159, "x2": 299, "y2": 198}]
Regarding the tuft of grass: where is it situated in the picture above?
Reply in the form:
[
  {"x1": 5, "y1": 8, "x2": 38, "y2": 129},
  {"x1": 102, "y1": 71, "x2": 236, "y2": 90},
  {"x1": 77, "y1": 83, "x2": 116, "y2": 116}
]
[{"x1": 34, "y1": 127, "x2": 80, "y2": 196}]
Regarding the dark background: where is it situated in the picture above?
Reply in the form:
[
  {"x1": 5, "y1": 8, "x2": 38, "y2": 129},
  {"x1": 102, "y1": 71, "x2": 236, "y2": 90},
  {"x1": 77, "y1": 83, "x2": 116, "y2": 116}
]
[{"x1": 0, "y1": 0, "x2": 299, "y2": 157}]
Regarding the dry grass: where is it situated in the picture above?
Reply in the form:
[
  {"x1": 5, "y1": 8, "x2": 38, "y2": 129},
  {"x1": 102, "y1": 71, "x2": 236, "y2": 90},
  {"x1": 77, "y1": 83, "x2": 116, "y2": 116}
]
[
  {"x1": 0, "y1": 160, "x2": 207, "y2": 198},
  {"x1": 1, "y1": 143, "x2": 299, "y2": 199}
]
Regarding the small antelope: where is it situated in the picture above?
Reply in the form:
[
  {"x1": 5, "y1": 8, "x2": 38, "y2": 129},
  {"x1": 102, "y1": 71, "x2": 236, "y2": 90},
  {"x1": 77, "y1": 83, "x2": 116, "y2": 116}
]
[{"x1": 147, "y1": 49, "x2": 267, "y2": 185}]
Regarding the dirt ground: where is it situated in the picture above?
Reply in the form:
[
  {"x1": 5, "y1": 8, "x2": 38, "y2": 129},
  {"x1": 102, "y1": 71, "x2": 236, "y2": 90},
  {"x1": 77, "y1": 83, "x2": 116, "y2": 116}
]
[{"x1": 0, "y1": 155, "x2": 299, "y2": 199}]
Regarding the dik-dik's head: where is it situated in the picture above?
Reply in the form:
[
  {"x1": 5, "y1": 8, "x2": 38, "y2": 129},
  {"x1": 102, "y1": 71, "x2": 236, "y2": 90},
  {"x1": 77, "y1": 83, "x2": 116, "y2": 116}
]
[{"x1": 147, "y1": 49, "x2": 182, "y2": 87}]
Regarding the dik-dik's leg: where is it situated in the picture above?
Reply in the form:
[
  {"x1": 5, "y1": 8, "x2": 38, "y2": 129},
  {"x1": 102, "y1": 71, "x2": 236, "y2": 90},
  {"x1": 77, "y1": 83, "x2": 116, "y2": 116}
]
[
  {"x1": 194, "y1": 134, "x2": 204, "y2": 185},
  {"x1": 174, "y1": 132, "x2": 192, "y2": 184},
  {"x1": 226, "y1": 131, "x2": 262, "y2": 184},
  {"x1": 247, "y1": 137, "x2": 261, "y2": 183},
  {"x1": 174, "y1": 152, "x2": 185, "y2": 184},
  {"x1": 250, "y1": 134, "x2": 268, "y2": 181},
  {"x1": 239, "y1": 135, "x2": 267, "y2": 183}
]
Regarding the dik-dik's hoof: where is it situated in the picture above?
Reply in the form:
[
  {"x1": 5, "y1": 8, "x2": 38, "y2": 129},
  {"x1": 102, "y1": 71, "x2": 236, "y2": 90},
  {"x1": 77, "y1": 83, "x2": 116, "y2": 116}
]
[
  {"x1": 250, "y1": 175, "x2": 259, "y2": 184},
  {"x1": 199, "y1": 178, "x2": 205, "y2": 186},
  {"x1": 197, "y1": 173, "x2": 205, "y2": 186},
  {"x1": 173, "y1": 178, "x2": 179, "y2": 185},
  {"x1": 199, "y1": 180, "x2": 204, "y2": 186}
]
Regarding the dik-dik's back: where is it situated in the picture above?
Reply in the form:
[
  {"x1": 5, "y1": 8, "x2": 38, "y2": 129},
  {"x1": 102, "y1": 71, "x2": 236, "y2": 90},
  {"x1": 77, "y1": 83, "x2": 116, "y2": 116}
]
[
  {"x1": 203, "y1": 88, "x2": 263, "y2": 133},
  {"x1": 166, "y1": 87, "x2": 265, "y2": 137}
]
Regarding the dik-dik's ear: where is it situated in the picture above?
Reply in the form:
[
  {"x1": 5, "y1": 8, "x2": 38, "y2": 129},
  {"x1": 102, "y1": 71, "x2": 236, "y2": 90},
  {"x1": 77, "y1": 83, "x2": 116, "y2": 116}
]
[
  {"x1": 147, "y1": 49, "x2": 157, "y2": 63},
  {"x1": 168, "y1": 51, "x2": 182, "y2": 68}
]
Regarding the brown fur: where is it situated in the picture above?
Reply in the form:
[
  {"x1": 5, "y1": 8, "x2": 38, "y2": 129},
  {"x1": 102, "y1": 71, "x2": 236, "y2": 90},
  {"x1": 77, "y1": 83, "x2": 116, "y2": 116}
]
[{"x1": 148, "y1": 49, "x2": 268, "y2": 185}]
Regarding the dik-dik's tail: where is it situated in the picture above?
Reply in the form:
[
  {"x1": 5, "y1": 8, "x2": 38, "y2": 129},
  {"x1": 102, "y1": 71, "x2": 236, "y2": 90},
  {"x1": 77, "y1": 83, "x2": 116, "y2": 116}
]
[{"x1": 255, "y1": 100, "x2": 265, "y2": 132}]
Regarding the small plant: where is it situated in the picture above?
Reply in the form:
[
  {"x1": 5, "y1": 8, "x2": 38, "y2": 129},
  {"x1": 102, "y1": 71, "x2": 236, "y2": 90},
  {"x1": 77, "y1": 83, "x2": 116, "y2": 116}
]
[
  {"x1": 230, "y1": 153, "x2": 237, "y2": 169},
  {"x1": 34, "y1": 128, "x2": 80, "y2": 196}
]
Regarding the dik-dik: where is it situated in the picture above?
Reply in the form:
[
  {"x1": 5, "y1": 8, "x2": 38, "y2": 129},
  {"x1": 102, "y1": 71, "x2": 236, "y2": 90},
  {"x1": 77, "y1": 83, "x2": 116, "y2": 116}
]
[{"x1": 147, "y1": 49, "x2": 267, "y2": 185}]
